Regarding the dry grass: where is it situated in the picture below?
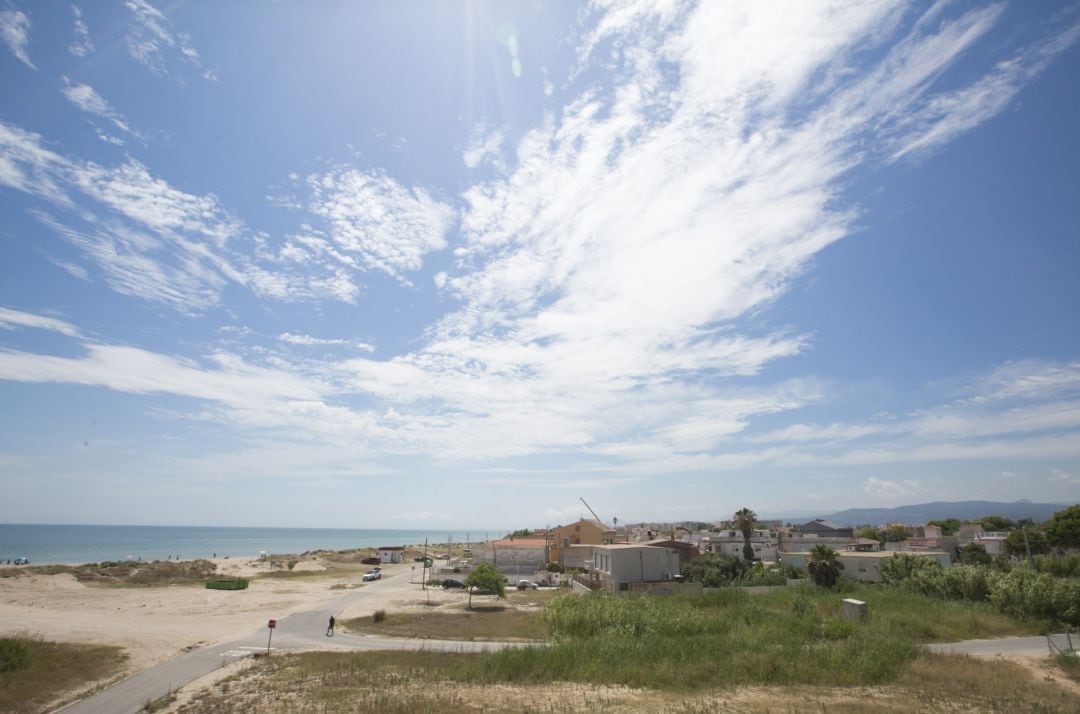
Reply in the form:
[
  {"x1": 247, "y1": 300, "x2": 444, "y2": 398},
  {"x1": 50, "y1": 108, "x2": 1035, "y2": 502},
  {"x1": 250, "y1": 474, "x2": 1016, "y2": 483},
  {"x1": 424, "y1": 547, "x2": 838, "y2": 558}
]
[
  {"x1": 2, "y1": 560, "x2": 218, "y2": 587},
  {"x1": 168, "y1": 651, "x2": 1080, "y2": 713},
  {"x1": 0, "y1": 637, "x2": 127, "y2": 713}
]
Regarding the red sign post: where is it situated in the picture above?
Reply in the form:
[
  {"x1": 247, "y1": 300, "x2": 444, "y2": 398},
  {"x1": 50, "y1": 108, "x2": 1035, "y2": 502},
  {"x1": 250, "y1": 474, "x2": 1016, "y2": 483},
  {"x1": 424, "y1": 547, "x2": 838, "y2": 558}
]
[{"x1": 266, "y1": 619, "x2": 276, "y2": 654}]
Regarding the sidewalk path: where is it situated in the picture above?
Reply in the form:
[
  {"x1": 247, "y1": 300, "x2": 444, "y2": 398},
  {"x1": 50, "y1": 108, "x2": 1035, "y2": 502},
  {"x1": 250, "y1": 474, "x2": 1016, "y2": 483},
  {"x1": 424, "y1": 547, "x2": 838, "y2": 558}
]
[
  {"x1": 57, "y1": 573, "x2": 531, "y2": 714},
  {"x1": 927, "y1": 633, "x2": 1074, "y2": 657}
]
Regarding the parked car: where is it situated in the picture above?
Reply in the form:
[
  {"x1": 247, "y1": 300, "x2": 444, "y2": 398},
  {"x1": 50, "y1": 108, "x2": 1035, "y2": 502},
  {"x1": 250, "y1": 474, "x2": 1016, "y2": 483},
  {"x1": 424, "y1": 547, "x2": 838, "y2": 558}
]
[
  {"x1": 441, "y1": 578, "x2": 465, "y2": 589},
  {"x1": 362, "y1": 569, "x2": 381, "y2": 581},
  {"x1": 516, "y1": 579, "x2": 539, "y2": 590},
  {"x1": 13, "y1": 556, "x2": 29, "y2": 565},
  {"x1": 360, "y1": 556, "x2": 380, "y2": 565}
]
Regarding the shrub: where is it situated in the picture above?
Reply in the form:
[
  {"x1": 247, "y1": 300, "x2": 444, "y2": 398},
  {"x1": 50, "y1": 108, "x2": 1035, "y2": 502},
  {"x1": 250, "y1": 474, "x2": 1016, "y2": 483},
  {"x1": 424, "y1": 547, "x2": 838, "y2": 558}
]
[
  {"x1": 880, "y1": 553, "x2": 944, "y2": 585},
  {"x1": 372, "y1": 609, "x2": 386, "y2": 623},
  {"x1": 0, "y1": 638, "x2": 31, "y2": 672}
]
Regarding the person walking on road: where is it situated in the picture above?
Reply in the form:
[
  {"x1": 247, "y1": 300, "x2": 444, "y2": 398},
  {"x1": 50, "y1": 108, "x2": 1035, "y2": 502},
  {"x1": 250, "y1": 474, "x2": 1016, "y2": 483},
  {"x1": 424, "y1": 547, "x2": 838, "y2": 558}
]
[{"x1": 326, "y1": 615, "x2": 335, "y2": 637}]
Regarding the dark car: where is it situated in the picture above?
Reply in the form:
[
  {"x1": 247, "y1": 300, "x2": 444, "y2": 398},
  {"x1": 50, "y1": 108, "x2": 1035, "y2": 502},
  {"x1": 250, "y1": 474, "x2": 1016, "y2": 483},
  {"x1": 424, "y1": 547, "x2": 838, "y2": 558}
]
[
  {"x1": 360, "y1": 556, "x2": 380, "y2": 565},
  {"x1": 441, "y1": 578, "x2": 465, "y2": 589}
]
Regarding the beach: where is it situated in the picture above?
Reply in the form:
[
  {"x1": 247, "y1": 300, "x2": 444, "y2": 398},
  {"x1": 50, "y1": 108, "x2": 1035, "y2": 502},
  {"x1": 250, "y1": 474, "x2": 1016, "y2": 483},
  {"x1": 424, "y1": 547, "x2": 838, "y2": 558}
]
[{"x1": 0, "y1": 552, "x2": 443, "y2": 675}]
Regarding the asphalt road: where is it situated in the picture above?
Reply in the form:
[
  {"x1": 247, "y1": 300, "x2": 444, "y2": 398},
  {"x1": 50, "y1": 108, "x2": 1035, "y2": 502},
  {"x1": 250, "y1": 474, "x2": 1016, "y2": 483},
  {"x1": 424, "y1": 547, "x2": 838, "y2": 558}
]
[{"x1": 57, "y1": 572, "x2": 530, "y2": 714}]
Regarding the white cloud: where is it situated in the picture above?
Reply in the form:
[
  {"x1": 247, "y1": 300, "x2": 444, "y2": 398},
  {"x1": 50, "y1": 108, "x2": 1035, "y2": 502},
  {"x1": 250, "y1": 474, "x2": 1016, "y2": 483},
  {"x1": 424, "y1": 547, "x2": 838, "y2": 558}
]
[
  {"x1": 864, "y1": 476, "x2": 924, "y2": 502},
  {"x1": 47, "y1": 257, "x2": 90, "y2": 281},
  {"x1": 1050, "y1": 469, "x2": 1080, "y2": 486},
  {"x1": 463, "y1": 124, "x2": 507, "y2": 170},
  {"x1": 69, "y1": 5, "x2": 94, "y2": 57},
  {"x1": 0, "y1": 306, "x2": 81, "y2": 337},
  {"x1": 61, "y1": 78, "x2": 142, "y2": 141},
  {"x1": 0, "y1": 9, "x2": 35, "y2": 69},
  {"x1": 125, "y1": 0, "x2": 210, "y2": 79},
  {"x1": 889, "y1": 15, "x2": 1080, "y2": 161},
  {"x1": 278, "y1": 333, "x2": 350, "y2": 347},
  {"x1": 306, "y1": 167, "x2": 454, "y2": 281}
]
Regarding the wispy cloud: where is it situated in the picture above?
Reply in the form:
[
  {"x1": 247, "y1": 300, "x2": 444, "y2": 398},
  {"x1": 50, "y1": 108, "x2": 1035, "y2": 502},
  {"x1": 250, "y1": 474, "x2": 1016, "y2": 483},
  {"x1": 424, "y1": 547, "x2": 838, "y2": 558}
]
[
  {"x1": 277, "y1": 332, "x2": 374, "y2": 350},
  {"x1": 61, "y1": 78, "x2": 142, "y2": 143},
  {"x1": 0, "y1": 306, "x2": 81, "y2": 337},
  {"x1": 125, "y1": 0, "x2": 211, "y2": 80},
  {"x1": 69, "y1": 5, "x2": 94, "y2": 57},
  {"x1": 462, "y1": 124, "x2": 507, "y2": 171},
  {"x1": 0, "y1": 9, "x2": 35, "y2": 69}
]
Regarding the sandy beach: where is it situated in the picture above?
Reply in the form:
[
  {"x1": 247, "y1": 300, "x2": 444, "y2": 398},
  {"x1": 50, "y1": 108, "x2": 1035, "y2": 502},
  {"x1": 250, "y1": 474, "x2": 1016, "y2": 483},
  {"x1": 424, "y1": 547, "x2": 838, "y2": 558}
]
[{"x1": 0, "y1": 553, "x2": 445, "y2": 675}]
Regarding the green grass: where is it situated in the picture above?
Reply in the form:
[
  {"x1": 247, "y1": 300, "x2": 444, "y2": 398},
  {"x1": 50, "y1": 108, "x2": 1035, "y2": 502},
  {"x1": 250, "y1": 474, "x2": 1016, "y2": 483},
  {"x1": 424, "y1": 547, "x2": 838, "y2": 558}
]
[
  {"x1": 0, "y1": 637, "x2": 127, "y2": 713},
  {"x1": 1055, "y1": 651, "x2": 1080, "y2": 683},
  {"x1": 341, "y1": 608, "x2": 548, "y2": 641}
]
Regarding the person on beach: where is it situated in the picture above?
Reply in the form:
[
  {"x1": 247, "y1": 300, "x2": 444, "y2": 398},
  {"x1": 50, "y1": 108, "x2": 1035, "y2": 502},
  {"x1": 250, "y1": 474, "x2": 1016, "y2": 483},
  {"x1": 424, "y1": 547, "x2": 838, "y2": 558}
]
[{"x1": 326, "y1": 615, "x2": 335, "y2": 637}]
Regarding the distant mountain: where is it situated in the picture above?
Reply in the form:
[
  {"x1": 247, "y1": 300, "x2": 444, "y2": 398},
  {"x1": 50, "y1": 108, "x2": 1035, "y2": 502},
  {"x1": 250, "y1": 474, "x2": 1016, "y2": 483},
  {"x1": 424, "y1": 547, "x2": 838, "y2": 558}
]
[{"x1": 815, "y1": 500, "x2": 1070, "y2": 527}]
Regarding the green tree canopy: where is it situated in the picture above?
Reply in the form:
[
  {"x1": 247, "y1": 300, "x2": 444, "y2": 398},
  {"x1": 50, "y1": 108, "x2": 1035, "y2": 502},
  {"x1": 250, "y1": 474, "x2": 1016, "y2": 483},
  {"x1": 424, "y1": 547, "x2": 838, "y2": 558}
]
[
  {"x1": 977, "y1": 515, "x2": 1016, "y2": 532},
  {"x1": 926, "y1": 518, "x2": 963, "y2": 536},
  {"x1": 464, "y1": 563, "x2": 506, "y2": 609},
  {"x1": 855, "y1": 526, "x2": 883, "y2": 543},
  {"x1": 508, "y1": 529, "x2": 533, "y2": 538},
  {"x1": 882, "y1": 525, "x2": 914, "y2": 542},
  {"x1": 957, "y1": 542, "x2": 992, "y2": 566},
  {"x1": 1002, "y1": 529, "x2": 1050, "y2": 558},
  {"x1": 806, "y1": 544, "x2": 844, "y2": 588},
  {"x1": 1045, "y1": 505, "x2": 1080, "y2": 551},
  {"x1": 680, "y1": 552, "x2": 748, "y2": 586},
  {"x1": 880, "y1": 552, "x2": 944, "y2": 584}
]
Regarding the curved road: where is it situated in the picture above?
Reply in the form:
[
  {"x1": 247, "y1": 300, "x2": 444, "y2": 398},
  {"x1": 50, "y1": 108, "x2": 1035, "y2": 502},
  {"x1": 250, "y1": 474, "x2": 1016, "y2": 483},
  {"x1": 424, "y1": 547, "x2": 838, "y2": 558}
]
[{"x1": 57, "y1": 572, "x2": 531, "y2": 714}]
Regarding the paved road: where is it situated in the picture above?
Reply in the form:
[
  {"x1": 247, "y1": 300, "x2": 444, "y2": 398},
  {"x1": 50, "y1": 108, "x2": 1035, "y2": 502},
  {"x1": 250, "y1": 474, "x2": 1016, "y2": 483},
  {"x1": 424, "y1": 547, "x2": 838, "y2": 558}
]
[
  {"x1": 57, "y1": 573, "x2": 531, "y2": 714},
  {"x1": 927, "y1": 633, "x2": 1075, "y2": 657}
]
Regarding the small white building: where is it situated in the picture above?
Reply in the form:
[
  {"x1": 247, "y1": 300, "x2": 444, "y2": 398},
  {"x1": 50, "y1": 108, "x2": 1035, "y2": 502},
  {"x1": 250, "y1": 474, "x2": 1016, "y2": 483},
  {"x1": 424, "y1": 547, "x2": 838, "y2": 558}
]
[
  {"x1": 377, "y1": 546, "x2": 405, "y2": 564},
  {"x1": 590, "y1": 544, "x2": 680, "y2": 592}
]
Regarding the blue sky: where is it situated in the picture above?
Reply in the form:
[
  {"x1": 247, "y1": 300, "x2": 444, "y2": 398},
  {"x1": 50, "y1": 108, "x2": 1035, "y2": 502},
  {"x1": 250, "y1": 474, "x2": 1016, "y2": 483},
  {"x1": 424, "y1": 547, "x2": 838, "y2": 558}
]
[{"x1": 1, "y1": 1, "x2": 1078, "y2": 530}]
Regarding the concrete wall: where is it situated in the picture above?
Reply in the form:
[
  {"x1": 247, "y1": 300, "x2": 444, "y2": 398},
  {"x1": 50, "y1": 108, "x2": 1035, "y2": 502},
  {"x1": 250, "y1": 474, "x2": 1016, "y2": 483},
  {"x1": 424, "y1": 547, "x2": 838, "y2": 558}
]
[{"x1": 783, "y1": 551, "x2": 952, "y2": 583}]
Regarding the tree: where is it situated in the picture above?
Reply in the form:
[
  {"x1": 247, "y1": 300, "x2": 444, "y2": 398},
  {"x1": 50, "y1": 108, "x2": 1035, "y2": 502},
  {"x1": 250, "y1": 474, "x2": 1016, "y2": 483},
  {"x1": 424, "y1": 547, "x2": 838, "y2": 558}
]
[
  {"x1": 957, "y1": 542, "x2": 992, "y2": 566},
  {"x1": 977, "y1": 515, "x2": 1016, "y2": 532},
  {"x1": 1045, "y1": 505, "x2": 1080, "y2": 551},
  {"x1": 880, "y1": 552, "x2": 943, "y2": 584},
  {"x1": 464, "y1": 563, "x2": 506, "y2": 609},
  {"x1": 733, "y1": 507, "x2": 757, "y2": 562},
  {"x1": 882, "y1": 524, "x2": 914, "y2": 543},
  {"x1": 855, "y1": 526, "x2": 883, "y2": 543},
  {"x1": 508, "y1": 529, "x2": 533, "y2": 538},
  {"x1": 680, "y1": 552, "x2": 748, "y2": 586},
  {"x1": 927, "y1": 518, "x2": 963, "y2": 536},
  {"x1": 806, "y1": 544, "x2": 844, "y2": 588},
  {"x1": 1003, "y1": 529, "x2": 1049, "y2": 557}
]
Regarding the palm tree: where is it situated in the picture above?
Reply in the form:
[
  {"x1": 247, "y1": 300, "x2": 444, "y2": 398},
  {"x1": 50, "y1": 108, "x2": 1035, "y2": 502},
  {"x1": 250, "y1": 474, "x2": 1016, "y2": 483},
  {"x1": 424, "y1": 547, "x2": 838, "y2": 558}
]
[
  {"x1": 806, "y1": 544, "x2": 844, "y2": 587},
  {"x1": 733, "y1": 507, "x2": 756, "y2": 562}
]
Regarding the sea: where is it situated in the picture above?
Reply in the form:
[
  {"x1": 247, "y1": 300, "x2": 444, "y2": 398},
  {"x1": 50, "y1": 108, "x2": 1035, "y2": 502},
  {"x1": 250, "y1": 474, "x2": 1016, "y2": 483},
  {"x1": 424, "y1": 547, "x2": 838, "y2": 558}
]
[{"x1": 0, "y1": 524, "x2": 498, "y2": 565}]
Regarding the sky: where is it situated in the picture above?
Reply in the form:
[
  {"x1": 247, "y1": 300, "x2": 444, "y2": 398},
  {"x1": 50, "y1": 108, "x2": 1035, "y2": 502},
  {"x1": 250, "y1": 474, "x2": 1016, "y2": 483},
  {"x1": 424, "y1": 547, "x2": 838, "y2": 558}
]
[{"x1": 1, "y1": 1, "x2": 1079, "y2": 531}]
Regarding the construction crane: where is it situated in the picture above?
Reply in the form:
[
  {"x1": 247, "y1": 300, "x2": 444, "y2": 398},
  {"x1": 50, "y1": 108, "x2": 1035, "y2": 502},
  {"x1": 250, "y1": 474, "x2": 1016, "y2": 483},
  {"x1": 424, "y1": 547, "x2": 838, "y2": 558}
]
[{"x1": 580, "y1": 497, "x2": 605, "y2": 526}]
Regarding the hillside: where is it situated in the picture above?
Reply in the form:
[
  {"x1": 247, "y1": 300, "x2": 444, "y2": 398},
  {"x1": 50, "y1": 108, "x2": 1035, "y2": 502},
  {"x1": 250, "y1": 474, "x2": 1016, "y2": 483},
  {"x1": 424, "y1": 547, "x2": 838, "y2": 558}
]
[{"x1": 816, "y1": 500, "x2": 1069, "y2": 527}]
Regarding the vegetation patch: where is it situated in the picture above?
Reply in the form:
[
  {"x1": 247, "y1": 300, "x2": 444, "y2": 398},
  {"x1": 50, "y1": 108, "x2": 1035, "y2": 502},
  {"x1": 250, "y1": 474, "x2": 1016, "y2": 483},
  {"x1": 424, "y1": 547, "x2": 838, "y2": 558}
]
[
  {"x1": 10, "y1": 559, "x2": 218, "y2": 587},
  {"x1": 173, "y1": 650, "x2": 1080, "y2": 713},
  {"x1": 0, "y1": 637, "x2": 127, "y2": 714},
  {"x1": 205, "y1": 578, "x2": 249, "y2": 590}
]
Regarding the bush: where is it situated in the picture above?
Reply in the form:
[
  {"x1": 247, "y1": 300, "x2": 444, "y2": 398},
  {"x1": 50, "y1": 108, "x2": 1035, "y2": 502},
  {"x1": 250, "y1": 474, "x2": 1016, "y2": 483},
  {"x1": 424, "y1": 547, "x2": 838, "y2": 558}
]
[
  {"x1": 1035, "y1": 554, "x2": 1080, "y2": 578},
  {"x1": 881, "y1": 553, "x2": 944, "y2": 584},
  {"x1": 0, "y1": 638, "x2": 31, "y2": 672},
  {"x1": 372, "y1": 609, "x2": 386, "y2": 623},
  {"x1": 546, "y1": 562, "x2": 565, "y2": 573}
]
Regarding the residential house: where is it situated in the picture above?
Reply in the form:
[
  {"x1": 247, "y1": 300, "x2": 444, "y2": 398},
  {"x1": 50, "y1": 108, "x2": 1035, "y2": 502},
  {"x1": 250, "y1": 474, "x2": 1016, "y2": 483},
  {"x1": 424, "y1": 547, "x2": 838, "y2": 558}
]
[
  {"x1": 645, "y1": 538, "x2": 700, "y2": 567},
  {"x1": 548, "y1": 518, "x2": 616, "y2": 566},
  {"x1": 470, "y1": 537, "x2": 548, "y2": 575},
  {"x1": 589, "y1": 544, "x2": 680, "y2": 592},
  {"x1": 702, "y1": 528, "x2": 778, "y2": 561},
  {"x1": 796, "y1": 519, "x2": 854, "y2": 539}
]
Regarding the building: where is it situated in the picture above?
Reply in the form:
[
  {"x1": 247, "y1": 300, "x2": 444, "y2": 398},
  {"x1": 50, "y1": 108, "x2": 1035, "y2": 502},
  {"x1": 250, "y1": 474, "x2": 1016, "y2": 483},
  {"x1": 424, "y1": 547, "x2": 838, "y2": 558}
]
[
  {"x1": 548, "y1": 518, "x2": 616, "y2": 566},
  {"x1": 783, "y1": 550, "x2": 952, "y2": 583},
  {"x1": 645, "y1": 538, "x2": 700, "y2": 567},
  {"x1": 470, "y1": 537, "x2": 548, "y2": 575},
  {"x1": 795, "y1": 519, "x2": 854, "y2": 539},
  {"x1": 701, "y1": 528, "x2": 777, "y2": 561},
  {"x1": 377, "y1": 546, "x2": 405, "y2": 564},
  {"x1": 589, "y1": 544, "x2": 680, "y2": 592}
]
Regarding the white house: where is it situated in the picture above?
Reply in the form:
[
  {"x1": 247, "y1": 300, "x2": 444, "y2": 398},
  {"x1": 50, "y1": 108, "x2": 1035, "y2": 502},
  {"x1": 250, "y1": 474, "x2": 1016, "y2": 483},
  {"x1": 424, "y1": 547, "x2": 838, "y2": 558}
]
[
  {"x1": 702, "y1": 528, "x2": 778, "y2": 561},
  {"x1": 589, "y1": 544, "x2": 680, "y2": 592}
]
